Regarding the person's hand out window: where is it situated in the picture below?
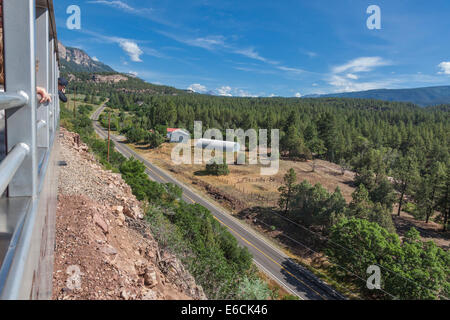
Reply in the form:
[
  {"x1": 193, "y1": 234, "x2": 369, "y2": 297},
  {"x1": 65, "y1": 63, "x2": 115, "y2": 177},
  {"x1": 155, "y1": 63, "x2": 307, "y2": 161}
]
[{"x1": 37, "y1": 86, "x2": 51, "y2": 103}]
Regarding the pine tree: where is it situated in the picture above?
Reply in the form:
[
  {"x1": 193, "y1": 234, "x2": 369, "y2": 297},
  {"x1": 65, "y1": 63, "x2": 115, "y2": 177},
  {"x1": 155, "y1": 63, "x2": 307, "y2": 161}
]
[
  {"x1": 437, "y1": 167, "x2": 449, "y2": 230},
  {"x1": 278, "y1": 168, "x2": 297, "y2": 214},
  {"x1": 416, "y1": 162, "x2": 446, "y2": 223},
  {"x1": 392, "y1": 155, "x2": 419, "y2": 216}
]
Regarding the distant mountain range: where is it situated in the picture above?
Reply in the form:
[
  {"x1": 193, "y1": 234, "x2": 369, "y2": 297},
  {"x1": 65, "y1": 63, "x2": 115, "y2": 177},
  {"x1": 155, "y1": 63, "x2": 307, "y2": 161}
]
[
  {"x1": 58, "y1": 42, "x2": 115, "y2": 73},
  {"x1": 304, "y1": 86, "x2": 450, "y2": 107},
  {"x1": 57, "y1": 42, "x2": 449, "y2": 106}
]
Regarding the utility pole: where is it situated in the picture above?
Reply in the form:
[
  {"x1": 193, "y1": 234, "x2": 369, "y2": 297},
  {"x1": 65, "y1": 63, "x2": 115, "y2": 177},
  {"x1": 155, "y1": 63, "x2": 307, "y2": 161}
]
[
  {"x1": 73, "y1": 87, "x2": 77, "y2": 118},
  {"x1": 107, "y1": 110, "x2": 111, "y2": 162}
]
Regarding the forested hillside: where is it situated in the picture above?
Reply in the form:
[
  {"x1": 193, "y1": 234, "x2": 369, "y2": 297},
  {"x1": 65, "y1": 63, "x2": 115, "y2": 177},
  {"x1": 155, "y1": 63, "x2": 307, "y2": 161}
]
[
  {"x1": 70, "y1": 79, "x2": 449, "y2": 234},
  {"x1": 96, "y1": 89, "x2": 449, "y2": 230},
  {"x1": 66, "y1": 72, "x2": 189, "y2": 97},
  {"x1": 100, "y1": 91, "x2": 449, "y2": 299},
  {"x1": 66, "y1": 72, "x2": 449, "y2": 299}
]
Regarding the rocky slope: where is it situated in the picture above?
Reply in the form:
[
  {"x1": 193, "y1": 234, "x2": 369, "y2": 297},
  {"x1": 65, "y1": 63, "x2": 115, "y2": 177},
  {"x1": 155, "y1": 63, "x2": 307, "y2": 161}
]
[
  {"x1": 57, "y1": 42, "x2": 192, "y2": 95},
  {"x1": 58, "y1": 42, "x2": 115, "y2": 73},
  {"x1": 92, "y1": 74, "x2": 129, "y2": 84},
  {"x1": 53, "y1": 128, "x2": 206, "y2": 300}
]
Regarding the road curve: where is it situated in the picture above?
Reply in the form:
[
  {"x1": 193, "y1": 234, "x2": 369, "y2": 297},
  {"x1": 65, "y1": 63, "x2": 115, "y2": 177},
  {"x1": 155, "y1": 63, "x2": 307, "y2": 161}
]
[{"x1": 91, "y1": 105, "x2": 345, "y2": 300}]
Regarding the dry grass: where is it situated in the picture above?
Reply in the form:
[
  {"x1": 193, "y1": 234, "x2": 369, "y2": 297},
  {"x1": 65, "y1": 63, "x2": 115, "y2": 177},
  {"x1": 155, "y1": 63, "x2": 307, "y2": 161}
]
[
  {"x1": 256, "y1": 270, "x2": 298, "y2": 300},
  {"x1": 125, "y1": 141, "x2": 449, "y2": 249},
  {"x1": 130, "y1": 141, "x2": 356, "y2": 212},
  {"x1": 65, "y1": 94, "x2": 105, "y2": 117}
]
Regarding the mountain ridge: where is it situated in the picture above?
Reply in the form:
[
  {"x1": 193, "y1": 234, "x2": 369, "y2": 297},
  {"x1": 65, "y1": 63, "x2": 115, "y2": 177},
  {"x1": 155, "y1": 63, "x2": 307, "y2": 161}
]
[
  {"x1": 58, "y1": 42, "x2": 450, "y2": 106},
  {"x1": 304, "y1": 86, "x2": 450, "y2": 107},
  {"x1": 58, "y1": 42, "x2": 115, "y2": 73}
]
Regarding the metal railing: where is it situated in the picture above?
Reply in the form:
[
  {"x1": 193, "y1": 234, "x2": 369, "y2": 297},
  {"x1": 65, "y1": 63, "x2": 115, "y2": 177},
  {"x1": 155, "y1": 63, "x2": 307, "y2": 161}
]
[
  {"x1": 0, "y1": 0, "x2": 60, "y2": 299},
  {"x1": 0, "y1": 143, "x2": 30, "y2": 196}
]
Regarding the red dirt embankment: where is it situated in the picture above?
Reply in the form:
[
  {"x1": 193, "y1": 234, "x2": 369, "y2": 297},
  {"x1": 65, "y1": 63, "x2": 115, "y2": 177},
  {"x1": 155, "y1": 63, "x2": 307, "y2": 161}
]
[{"x1": 53, "y1": 128, "x2": 206, "y2": 300}]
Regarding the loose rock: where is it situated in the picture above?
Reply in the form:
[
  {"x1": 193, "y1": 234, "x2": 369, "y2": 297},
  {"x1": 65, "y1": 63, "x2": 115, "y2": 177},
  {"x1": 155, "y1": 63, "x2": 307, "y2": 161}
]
[{"x1": 53, "y1": 127, "x2": 206, "y2": 300}]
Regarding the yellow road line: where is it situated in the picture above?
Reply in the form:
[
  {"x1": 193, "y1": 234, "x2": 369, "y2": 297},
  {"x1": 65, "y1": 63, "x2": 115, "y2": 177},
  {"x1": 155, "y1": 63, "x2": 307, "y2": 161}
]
[
  {"x1": 147, "y1": 167, "x2": 167, "y2": 183},
  {"x1": 184, "y1": 193, "x2": 197, "y2": 204},
  {"x1": 212, "y1": 215, "x2": 326, "y2": 300},
  {"x1": 114, "y1": 136, "x2": 324, "y2": 300},
  {"x1": 144, "y1": 161, "x2": 324, "y2": 299}
]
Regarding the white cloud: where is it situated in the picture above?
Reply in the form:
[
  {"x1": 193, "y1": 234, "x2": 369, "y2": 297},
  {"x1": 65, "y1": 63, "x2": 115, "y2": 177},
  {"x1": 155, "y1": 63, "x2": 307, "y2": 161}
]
[
  {"x1": 236, "y1": 89, "x2": 256, "y2": 97},
  {"x1": 333, "y1": 57, "x2": 390, "y2": 74},
  {"x1": 89, "y1": 1, "x2": 133, "y2": 11},
  {"x1": 234, "y1": 66, "x2": 278, "y2": 75},
  {"x1": 277, "y1": 66, "x2": 305, "y2": 74},
  {"x1": 88, "y1": 1, "x2": 153, "y2": 15},
  {"x1": 438, "y1": 61, "x2": 450, "y2": 75},
  {"x1": 189, "y1": 36, "x2": 226, "y2": 50},
  {"x1": 299, "y1": 49, "x2": 317, "y2": 58},
  {"x1": 88, "y1": 0, "x2": 174, "y2": 27},
  {"x1": 295, "y1": 92, "x2": 302, "y2": 97},
  {"x1": 128, "y1": 71, "x2": 138, "y2": 77},
  {"x1": 236, "y1": 63, "x2": 313, "y2": 79},
  {"x1": 217, "y1": 86, "x2": 232, "y2": 96},
  {"x1": 143, "y1": 47, "x2": 165, "y2": 58},
  {"x1": 81, "y1": 29, "x2": 146, "y2": 63},
  {"x1": 159, "y1": 31, "x2": 316, "y2": 80},
  {"x1": 214, "y1": 86, "x2": 256, "y2": 97},
  {"x1": 328, "y1": 57, "x2": 392, "y2": 92},
  {"x1": 158, "y1": 31, "x2": 225, "y2": 51},
  {"x1": 233, "y1": 48, "x2": 278, "y2": 65},
  {"x1": 118, "y1": 39, "x2": 143, "y2": 62},
  {"x1": 89, "y1": 0, "x2": 127, "y2": 9},
  {"x1": 188, "y1": 83, "x2": 207, "y2": 93},
  {"x1": 346, "y1": 73, "x2": 359, "y2": 80},
  {"x1": 269, "y1": 93, "x2": 276, "y2": 97},
  {"x1": 92, "y1": 56, "x2": 99, "y2": 62},
  {"x1": 158, "y1": 31, "x2": 281, "y2": 66},
  {"x1": 329, "y1": 75, "x2": 392, "y2": 92}
]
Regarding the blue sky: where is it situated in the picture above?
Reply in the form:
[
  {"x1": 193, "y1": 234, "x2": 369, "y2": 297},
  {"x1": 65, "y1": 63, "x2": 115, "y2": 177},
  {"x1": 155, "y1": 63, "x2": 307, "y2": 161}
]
[{"x1": 55, "y1": 0, "x2": 450, "y2": 97}]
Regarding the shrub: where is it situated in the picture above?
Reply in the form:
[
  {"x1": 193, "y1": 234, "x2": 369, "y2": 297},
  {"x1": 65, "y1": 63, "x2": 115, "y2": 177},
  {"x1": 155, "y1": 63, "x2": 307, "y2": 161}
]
[
  {"x1": 205, "y1": 159, "x2": 230, "y2": 176},
  {"x1": 327, "y1": 218, "x2": 450, "y2": 300},
  {"x1": 119, "y1": 158, "x2": 165, "y2": 202},
  {"x1": 236, "y1": 277, "x2": 271, "y2": 300},
  {"x1": 403, "y1": 202, "x2": 417, "y2": 215}
]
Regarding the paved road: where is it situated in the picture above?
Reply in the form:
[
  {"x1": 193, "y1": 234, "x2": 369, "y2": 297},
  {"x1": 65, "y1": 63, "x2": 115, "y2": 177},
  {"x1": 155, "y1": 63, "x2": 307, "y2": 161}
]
[{"x1": 91, "y1": 105, "x2": 345, "y2": 300}]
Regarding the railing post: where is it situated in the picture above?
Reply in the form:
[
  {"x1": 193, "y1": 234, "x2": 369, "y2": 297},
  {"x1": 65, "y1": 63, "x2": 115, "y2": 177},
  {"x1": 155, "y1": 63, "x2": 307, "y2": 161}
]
[
  {"x1": 36, "y1": 7, "x2": 49, "y2": 148},
  {"x1": 3, "y1": 0, "x2": 37, "y2": 197},
  {"x1": 49, "y1": 41, "x2": 55, "y2": 135},
  {"x1": 48, "y1": 38, "x2": 53, "y2": 138},
  {"x1": 55, "y1": 53, "x2": 60, "y2": 129}
]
